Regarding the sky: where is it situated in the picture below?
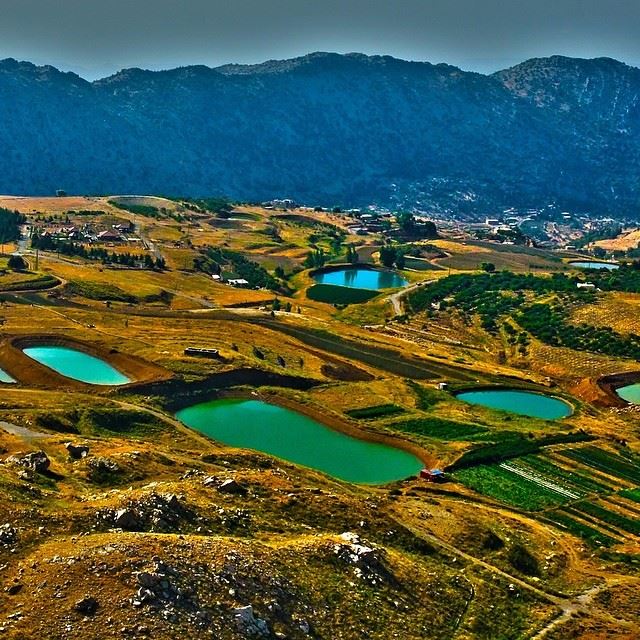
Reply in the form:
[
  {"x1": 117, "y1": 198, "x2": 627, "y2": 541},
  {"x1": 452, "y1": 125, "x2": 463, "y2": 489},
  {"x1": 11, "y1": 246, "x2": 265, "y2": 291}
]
[{"x1": 1, "y1": 0, "x2": 639, "y2": 79}]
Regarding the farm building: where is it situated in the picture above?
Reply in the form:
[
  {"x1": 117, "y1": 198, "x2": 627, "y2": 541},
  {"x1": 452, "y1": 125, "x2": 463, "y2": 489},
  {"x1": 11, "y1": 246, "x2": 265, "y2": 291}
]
[{"x1": 420, "y1": 468, "x2": 446, "y2": 482}]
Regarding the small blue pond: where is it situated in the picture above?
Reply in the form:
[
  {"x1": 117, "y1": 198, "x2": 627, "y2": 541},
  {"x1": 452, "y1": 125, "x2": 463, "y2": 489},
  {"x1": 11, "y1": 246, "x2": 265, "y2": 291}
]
[
  {"x1": 23, "y1": 346, "x2": 131, "y2": 385},
  {"x1": 617, "y1": 384, "x2": 640, "y2": 404},
  {"x1": 312, "y1": 267, "x2": 408, "y2": 290},
  {"x1": 456, "y1": 389, "x2": 573, "y2": 420},
  {"x1": 0, "y1": 368, "x2": 16, "y2": 384}
]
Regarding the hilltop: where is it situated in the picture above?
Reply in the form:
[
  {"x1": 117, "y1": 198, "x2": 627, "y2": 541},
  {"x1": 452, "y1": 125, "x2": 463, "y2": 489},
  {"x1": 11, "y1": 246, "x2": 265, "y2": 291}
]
[{"x1": 1, "y1": 54, "x2": 640, "y2": 215}]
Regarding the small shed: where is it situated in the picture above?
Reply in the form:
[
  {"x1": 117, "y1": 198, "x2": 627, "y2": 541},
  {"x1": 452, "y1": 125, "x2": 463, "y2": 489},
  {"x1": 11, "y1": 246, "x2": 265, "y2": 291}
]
[{"x1": 420, "y1": 468, "x2": 446, "y2": 482}]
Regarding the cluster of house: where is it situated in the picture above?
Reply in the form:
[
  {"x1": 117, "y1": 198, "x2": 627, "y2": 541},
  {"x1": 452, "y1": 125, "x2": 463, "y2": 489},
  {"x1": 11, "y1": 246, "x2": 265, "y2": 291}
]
[{"x1": 31, "y1": 222, "x2": 139, "y2": 245}]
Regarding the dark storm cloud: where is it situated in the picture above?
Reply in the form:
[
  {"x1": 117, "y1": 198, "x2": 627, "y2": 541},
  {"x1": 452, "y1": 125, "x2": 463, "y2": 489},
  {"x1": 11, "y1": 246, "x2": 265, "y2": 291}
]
[{"x1": 1, "y1": 0, "x2": 640, "y2": 78}]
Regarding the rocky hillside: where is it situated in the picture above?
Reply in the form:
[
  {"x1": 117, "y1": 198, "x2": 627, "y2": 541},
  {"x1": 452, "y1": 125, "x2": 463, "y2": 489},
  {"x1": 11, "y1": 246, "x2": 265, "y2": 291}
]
[{"x1": 1, "y1": 53, "x2": 640, "y2": 215}]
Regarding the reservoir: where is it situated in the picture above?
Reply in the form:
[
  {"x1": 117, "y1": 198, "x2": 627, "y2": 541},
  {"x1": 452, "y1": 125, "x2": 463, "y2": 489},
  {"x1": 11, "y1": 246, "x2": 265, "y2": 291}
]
[
  {"x1": 176, "y1": 398, "x2": 423, "y2": 484},
  {"x1": 0, "y1": 368, "x2": 16, "y2": 384},
  {"x1": 569, "y1": 261, "x2": 619, "y2": 271},
  {"x1": 456, "y1": 389, "x2": 573, "y2": 420},
  {"x1": 617, "y1": 383, "x2": 640, "y2": 404},
  {"x1": 23, "y1": 346, "x2": 131, "y2": 385},
  {"x1": 313, "y1": 267, "x2": 408, "y2": 290}
]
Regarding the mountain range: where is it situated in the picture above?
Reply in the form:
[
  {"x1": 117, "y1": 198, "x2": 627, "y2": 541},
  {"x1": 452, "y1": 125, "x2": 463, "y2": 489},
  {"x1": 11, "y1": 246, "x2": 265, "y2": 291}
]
[{"x1": 1, "y1": 53, "x2": 640, "y2": 216}]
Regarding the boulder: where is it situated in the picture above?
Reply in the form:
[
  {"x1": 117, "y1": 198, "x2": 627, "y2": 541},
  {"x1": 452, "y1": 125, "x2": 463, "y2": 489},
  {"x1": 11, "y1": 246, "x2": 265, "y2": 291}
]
[
  {"x1": 233, "y1": 605, "x2": 270, "y2": 638},
  {"x1": 218, "y1": 479, "x2": 248, "y2": 496},
  {"x1": 0, "y1": 524, "x2": 18, "y2": 546},
  {"x1": 74, "y1": 596, "x2": 99, "y2": 616},
  {"x1": 113, "y1": 508, "x2": 140, "y2": 531},
  {"x1": 10, "y1": 450, "x2": 50, "y2": 474},
  {"x1": 65, "y1": 443, "x2": 90, "y2": 459}
]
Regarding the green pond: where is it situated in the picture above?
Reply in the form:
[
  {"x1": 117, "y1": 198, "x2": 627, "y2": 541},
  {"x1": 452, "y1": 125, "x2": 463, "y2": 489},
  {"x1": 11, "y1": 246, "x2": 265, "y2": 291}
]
[
  {"x1": 313, "y1": 267, "x2": 408, "y2": 290},
  {"x1": 456, "y1": 389, "x2": 573, "y2": 420},
  {"x1": 176, "y1": 398, "x2": 423, "y2": 484},
  {"x1": 569, "y1": 261, "x2": 619, "y2": 271},
  {"x1": 617, "y1": 384, "x2": 640, "y2": 404},
  {"x1": 23, "y1": 346, "x2": 131, "y2": 385}
]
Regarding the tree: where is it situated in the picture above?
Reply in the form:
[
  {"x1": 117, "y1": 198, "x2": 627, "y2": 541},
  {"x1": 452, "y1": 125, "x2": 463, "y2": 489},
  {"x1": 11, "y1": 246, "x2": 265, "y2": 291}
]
[
  {"x1": 379, "y1": 246, "x2": 397, "y2": 268},
  {"x1": 481, "y1": 262, "x2": 496, "y2": 273},
  {"x1": 345, "y1": 244, "x2": 359, "y2": 264},
  {"x1": 7, "y1": 254, "x2": 27, "y2": 271}
]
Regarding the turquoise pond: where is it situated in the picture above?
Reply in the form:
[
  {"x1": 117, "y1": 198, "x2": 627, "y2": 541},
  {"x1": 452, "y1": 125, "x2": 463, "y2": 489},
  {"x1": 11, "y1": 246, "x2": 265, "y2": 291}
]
[
  {"x1": 312, "y1": 267, "x2": 408, "y2": 290},
  {"x1": 456, "y1": 389, "x2": 573, "y2": 420},
  {"x1": 617, "y1": 384, "x2": 640, "y2": 404},
  {"x1": 568, "y1": 261, "x2": 619, "y2": 271},
  {"x1": 0, "y1": 368, "x2": 16, "y2": 384},
  {"x1": 23, "y1": 346, "x2": 131, "y2": 385},
  {"x1": 176, "y1": 398, "x2": 423, "y2": 484}
]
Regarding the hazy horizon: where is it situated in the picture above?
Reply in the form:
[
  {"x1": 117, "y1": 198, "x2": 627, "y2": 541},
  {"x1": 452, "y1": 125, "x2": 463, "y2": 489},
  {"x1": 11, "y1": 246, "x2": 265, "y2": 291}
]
[{"x1": 1, "y1": 0, "x2": 640, "y2": 80}]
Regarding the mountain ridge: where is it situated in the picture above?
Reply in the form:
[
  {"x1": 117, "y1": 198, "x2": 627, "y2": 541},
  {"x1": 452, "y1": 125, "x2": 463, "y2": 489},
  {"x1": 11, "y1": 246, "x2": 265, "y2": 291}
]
[{"x1": 1, "y1": 52, "x2": 639, "y2": 215}]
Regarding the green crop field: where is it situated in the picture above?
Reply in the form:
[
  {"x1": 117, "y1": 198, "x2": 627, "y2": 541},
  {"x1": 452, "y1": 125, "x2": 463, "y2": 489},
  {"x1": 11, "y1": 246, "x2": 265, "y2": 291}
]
[
  {"x1": 619, "y1": 488, "x2": 640, "y2": 503},
  {"x1": 306, "y1": 283, "x2": 380, "y2": 304},
  {"x1": 523, "y1": 455, "x2": 613, "y2": 495},
  {"x1": 391, "y1": 416, "x2": 488, "y2": 441},
  {"x1": 345, "y1": 404, "x2": 406, "y2": 419},
  {"x1": 567, "y1": 500, "x2": 640, "y2": 536},
  {"x1": 542, "y1": 512, "x2": 617, "y2": 548},
  {"x1": 453, "y1": 464, "x2": 571, "y2": 510},
  {"x1": 557, "y1": 446, "x2": 640, "y2": 485}
]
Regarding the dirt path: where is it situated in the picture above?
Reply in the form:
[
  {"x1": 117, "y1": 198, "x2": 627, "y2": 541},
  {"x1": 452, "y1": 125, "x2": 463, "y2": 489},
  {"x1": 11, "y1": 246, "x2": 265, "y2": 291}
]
[{"x1": 388, "y1": 280, "x2": 429, "y2": 315}]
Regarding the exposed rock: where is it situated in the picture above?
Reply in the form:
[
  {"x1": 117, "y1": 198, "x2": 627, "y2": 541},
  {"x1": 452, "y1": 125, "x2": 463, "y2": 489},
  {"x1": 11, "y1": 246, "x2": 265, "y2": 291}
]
[
  {"x1": 334, "y1": 532, "x2": 395, "y2": 586},
  {"x1": 113, "y1": 508, "x2": 141, "y2": 531},
  {"x1": 88, "y1": 457, "x2": 120, "y2": 474},
  {"x1": 65, "y1": 443, "x2": 90, "y2": 459},
  {"x1": 9, "y1": 450, "x2": 50, "y2": 474},
  {"x1": 0, "y1": 524, "x2": 18, "y2": 546},
  {"x1": 233, "y1": 605, "x2": 270, "y2": 638},
  {"x1": 97, "y1": 493, "x2": 191, "y2": 533},
  {"x1": 74, "y1": 596, "x2": 99, "y2": 615},
  {"x1": 218, "y1": 479, "x2": 248, "y2": 496}
]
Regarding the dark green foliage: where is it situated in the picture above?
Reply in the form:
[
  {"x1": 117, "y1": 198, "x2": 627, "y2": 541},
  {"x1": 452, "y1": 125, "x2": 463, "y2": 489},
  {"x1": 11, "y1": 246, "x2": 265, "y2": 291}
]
[
  {"x1": 557, "y1": 446, "x2": 640, "y2": 484},
  {"x1": 345, "y1": 244, "x2": 359, "y2": 264},
  {"x1": 107, "y1": 200, "x2": 160, "y2": 218},
  {"x1": 392, "y1": 417, "x2": 488, "y2": 441},
  {"x1": 619, "y1": 488, "x2": 640, "y2": 503},
  {"x1": 543, "y1": 512, "x2": 616, "y2": 548},
  {"x1": 566, "y1": 501, "x2": 640, "y2": 536},
  {"x1": 449, "y1": 432, "x2": 594, "y2": 470},
  {"x1": 7, "y1": 254, "x2": 27, "y2": 271},
  {"x1": 306, "y1": 284, "x2": 379, "y2": 304},
  {"x1": 0, "y1": 208, "x2": 25, "y2": 243},
  {"x1": 345, "y1": 404, "x2": 405, "y2": 420},
  {"x1": 35, "y1": 413, "x2": 79, "y2": 434},
  {"x1": 379, "y1": 245, "x2": 405, "y2": 269},
  {"x1": 195, "y1": 247, "x2": 278, "y2": 290},
  {"x1": 78, "y1": 407, "x2": 165, "y2": 437},
  {"x1": 0, "y1": 275, "x2": 59, "y2": 291},
  {"x1": 406, "y1": 380, "x2": 445, "y2": 409},
  {"x1": 66, "y1": 280, "x2": 138, "y2": 303},
  {"x1": 518, "y1": 303, "x2": 640, "y2": 360},
  {"x1": 304, "y1": 249, "x2": 326, "y2": 268}
]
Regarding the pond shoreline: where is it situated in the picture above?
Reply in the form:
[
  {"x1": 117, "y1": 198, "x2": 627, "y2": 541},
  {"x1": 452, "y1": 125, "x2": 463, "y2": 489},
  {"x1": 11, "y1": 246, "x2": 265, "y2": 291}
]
[{"x1": 175, "y1": 386, "x2": 438, "y2": 471}]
